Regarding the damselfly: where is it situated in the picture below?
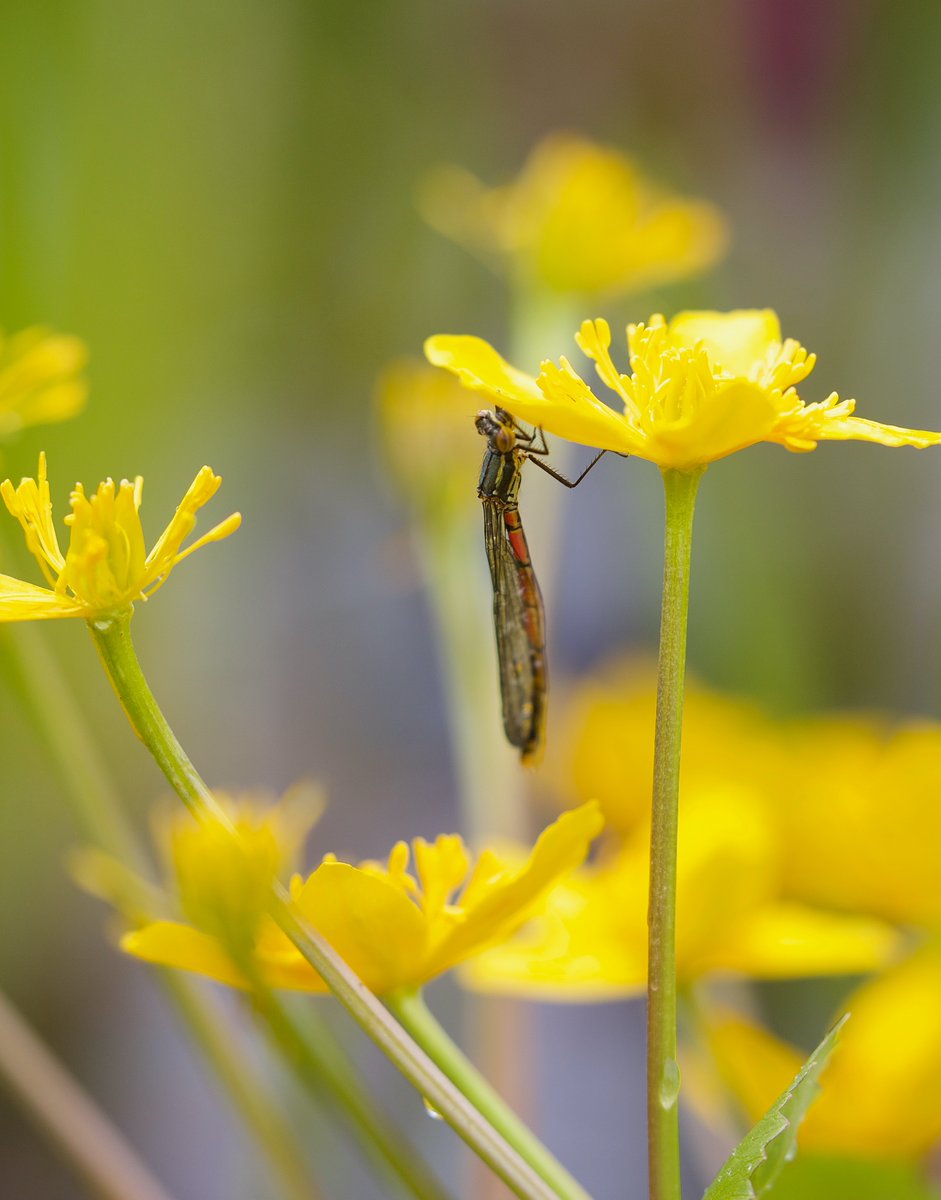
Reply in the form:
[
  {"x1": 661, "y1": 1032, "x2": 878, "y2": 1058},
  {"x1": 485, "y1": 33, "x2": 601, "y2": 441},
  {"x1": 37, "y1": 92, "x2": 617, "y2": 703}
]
[{"x1": 475, "y1": 407, "x2": 604, "y2": 764}]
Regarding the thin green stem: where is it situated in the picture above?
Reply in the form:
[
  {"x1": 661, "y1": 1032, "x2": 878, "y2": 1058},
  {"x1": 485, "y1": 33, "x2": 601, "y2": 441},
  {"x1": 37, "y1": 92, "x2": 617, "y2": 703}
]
[
  {"x1": 0, "y1": 987, "x2": 176, "y2": 1200},
  {"x1": 388, "y1": 989, "x2": 592, "y2": 1200},
  {"x1": 248, "y1": 980, "x2": 452, "y2": 1200},
  {"x1": 0, "y1": 617, "x2": 314, "y2": 1200},
  {"x1": 88, "y1": 611, "x2": 560, "y2": 1200},
  {"x1": 647, "y1": 467, "x2": 703, "y2": 1200}
]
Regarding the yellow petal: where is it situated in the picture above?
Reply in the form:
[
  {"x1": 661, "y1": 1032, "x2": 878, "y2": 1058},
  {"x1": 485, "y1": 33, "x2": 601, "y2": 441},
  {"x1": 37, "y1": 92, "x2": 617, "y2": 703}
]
[
  {"x1": 643, "y1": 379, "x2": 782, "y2": 468},
  {"x1": 666, "y1": 310, "x2": 781, "y2": 376},
  {"x1": 705, "y1": 902, "x2": 900, "y2": 980},
  {"x1": 705, "y1": 948, "x2": 941, "y2": 1159},
  {"x1": 122, "y1": 921, "x2": 249, "y2": 989},
  {"x1": 294, "y1": 861, "x2": 428, "y2": 994},
  {"x1": 0, "y1": 575, "x2": 84, "y2": 620},
  {"x1": 425, "y1": 804, "x2": 603, "y2": 980}
]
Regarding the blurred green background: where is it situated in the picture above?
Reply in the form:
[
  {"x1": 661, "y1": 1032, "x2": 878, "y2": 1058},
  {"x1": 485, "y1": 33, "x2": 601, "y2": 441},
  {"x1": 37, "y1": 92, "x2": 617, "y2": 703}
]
[{"x1": 1, "y1": 1, "x2": 940, "y2": 1196}]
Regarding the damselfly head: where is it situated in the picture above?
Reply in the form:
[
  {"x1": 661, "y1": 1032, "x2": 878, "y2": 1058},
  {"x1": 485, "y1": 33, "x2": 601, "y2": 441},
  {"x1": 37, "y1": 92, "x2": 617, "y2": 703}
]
[{"x1": 475, "y1": 408, "x2": 516, "y2": 454}]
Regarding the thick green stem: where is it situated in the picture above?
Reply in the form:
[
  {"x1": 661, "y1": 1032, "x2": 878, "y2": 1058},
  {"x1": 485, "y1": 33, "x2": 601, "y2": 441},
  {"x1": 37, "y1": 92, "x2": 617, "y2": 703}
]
[
  {"x1": 88, "y1": 611, "x2": 560, "y2": 1200},
  {"x1": 388, "y1": 989, "x2": 592, "y2": 1200},
  {"x1": 249, "y1": 981, "x2": 451, "y2": 1200},
  {"x1": 647, "y1": 467, "x2": 703, "y2": 1200},
  {"x1": 0, "y1": 988, "x2": 176, "y2": 1200}
]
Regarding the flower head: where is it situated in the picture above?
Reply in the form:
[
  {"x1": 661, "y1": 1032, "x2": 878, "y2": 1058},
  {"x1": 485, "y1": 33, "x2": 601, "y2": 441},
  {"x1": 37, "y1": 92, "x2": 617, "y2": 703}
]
[
  {"x1": 0, "y1": 454, "x2": 241, "y2": 620},
  {"x1": 698, "y1": 947, "x2": 941, "y2": 1160},
  {"x1": 464, "y1": 786, "x2": 898, "y2": 1000},
  {"x1": 122, "y1": 803, "x2": 603, "y2": 995},
  {"x1": 0, "y1": 327, "x2": 87, "y2": 437},
  {"x1": 426, "y1": 310, "x2": 941, "y2": 470},
  {"x1": 419, "y1": 133, "x2": 727, "y2": 297}
]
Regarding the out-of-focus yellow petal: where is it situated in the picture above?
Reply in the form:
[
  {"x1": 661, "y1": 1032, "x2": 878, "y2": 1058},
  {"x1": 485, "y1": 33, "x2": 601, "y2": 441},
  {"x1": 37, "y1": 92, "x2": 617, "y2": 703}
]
[
  {"x1": 122, "y1": 921, "x2": 249, "y2": 989},
  {"x1": 0, "y1": 328, "x2": 88, "y2": 436},
  {"x1": 772, "y1": 717, "x2": 941, "y2": 926},
  {"x1": 706, "y1": 902, "x2": 901, "y2": 980},
  {"x1": 705, "y1": 947, "x2": 941, "y2": 1159}
]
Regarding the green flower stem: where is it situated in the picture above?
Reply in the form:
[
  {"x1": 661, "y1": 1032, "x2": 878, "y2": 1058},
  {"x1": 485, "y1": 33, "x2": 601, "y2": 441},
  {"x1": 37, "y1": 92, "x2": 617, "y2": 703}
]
[
  {"x1": 247, "y1": 978, "x2": 452, "y2": 1200},
  {"x1": 88, "y1": 611, "x2": 561, "y2": 1200},
  {"x1": 647, "y1": 466, "x2": 703, "y2": 1200},
  {"x1": 387, "y1": 988, "x2": 591, "y2": 1200},
  {"x1": 0, "y1": 987, "x2": 175, "y2": 1200},
  {"x1": 0, "y1": 621, "x2": 315, "y2": 1200}
]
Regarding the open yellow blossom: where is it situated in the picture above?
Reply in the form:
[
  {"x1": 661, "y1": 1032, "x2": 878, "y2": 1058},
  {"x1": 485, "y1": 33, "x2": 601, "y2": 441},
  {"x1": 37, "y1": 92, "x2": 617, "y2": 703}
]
[
  {"x1": 419, "y1": 133, "x2": 727, "y2": 297},
  {"x1": 0, "y1": 327, "x2": 87, "y2": 437},
  {"x1": 426, "y1": 310, "x2": 941, "y2": 469},
  {"x1": 464, "y1": 787, "x2": 898, "y2": 1000},
  {"x1": 699, "y1": 946, "x2": 941, "y2": 1160},
  {"x1": 122, "y1": 803, "x2": 604, "y2": 995},
  {"x1": 0, "y1": 454, "x2": 241, "y2": 620}
]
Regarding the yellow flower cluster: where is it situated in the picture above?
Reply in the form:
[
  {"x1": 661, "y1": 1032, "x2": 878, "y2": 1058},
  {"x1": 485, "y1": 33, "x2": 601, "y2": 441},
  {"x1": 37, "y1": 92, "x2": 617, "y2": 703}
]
[
  {"x1": 470, "y1": 659, "x2": 941, "y2": 1163},
  {"x1": 120, "y1": 800, "x2": 603, "y2": 997},
  {"x1": 420, "y1": 133, "x2": 727, "y2": 297},
  {"x1": 427, "y1": 309, "x2": 941, "y2": 470},
  {"x1": 0, "y1": 454, "x2": 241, "y2": 621}
]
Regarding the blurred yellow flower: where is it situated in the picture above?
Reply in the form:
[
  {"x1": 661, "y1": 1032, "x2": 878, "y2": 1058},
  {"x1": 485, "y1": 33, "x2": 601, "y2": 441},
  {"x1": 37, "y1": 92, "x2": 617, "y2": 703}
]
[
  {"x1": 122, "y1": 802, "x2": 604, "y2": 996},
  {"x1": 700, "y1": 946, "x2": 941, "y2": 1160},
  {"x1": 426, "y1": 310, "x2": 941, "y2": 469},
  {"x1": 464, "y1": 787, "x2": 898, "y2": 1000},
  {"x1": 771, "y1": 715, "x2": 941, "y2": 928},
  {"x1": 0, "y1": 454, "x2": 241, "y2": 620},
  {"x1": 419, "y1": 133, "x2": 727, "y2": 297},
  {"x1": 0, "y1": 327, "x2": 87, "y2": 437},
  {"x1": 75, "y1": 784, "x2": 324, "y2": 942}
]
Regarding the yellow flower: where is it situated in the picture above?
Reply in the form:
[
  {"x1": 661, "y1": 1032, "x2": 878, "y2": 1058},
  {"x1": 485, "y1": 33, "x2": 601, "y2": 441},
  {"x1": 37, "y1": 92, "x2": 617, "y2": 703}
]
[
  {"x1": 122, "y1": 803, "x2": 604, "y2": 996},
  {"x1": 464, "y1": 786, "x2": 898, "y2": 1000},
  {"x1": 426, "y1": 310, "x2": 941, "y2": 470},
  {"x1": 75, "y1": 785, "x2": 324, "y2": 944},
  {"x1": 0, "y1": 454, "x2": 241, "y2": 620},
  {"x1": 699, "y1": 946, "x2": 941, "y2": 1160},
  {"x1": 0, "y1": 327, "x2": 87, "y2": 437},
  {"x1": 419, "y1": 133, "x2": 727, "y2": 297},
  {"x1": 770, "y1": 715, "x2": 941, "y2": 928}
]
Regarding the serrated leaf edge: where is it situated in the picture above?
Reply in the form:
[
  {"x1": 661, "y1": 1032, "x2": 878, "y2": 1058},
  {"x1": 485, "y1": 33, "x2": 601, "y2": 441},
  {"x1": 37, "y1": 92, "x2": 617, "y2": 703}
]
[{"x1": 702, "y1": 1013, "x2": 849, "y2": 1200}]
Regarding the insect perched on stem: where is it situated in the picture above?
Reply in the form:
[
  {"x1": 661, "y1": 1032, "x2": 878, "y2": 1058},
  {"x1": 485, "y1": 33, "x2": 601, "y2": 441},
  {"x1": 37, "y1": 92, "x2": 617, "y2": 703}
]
[{"x1": 475, "y1": 407, "x2": 605, "y2": 765}]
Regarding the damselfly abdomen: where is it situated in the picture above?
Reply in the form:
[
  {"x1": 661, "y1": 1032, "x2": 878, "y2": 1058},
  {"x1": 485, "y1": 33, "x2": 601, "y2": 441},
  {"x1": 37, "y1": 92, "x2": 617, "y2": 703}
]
[{"x1": 475, "y1": 407, "x2": 548, "y2": 764}]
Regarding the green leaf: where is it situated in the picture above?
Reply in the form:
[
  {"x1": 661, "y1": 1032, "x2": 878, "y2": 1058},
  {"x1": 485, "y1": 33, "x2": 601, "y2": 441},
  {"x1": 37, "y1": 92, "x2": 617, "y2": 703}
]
[
  {"x1": 702, "y1": 1015, "x2": 848, "y2": 1200},
  {"x1": 763, "y1": 1153, "x2": 940, "y2": 1200}
]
